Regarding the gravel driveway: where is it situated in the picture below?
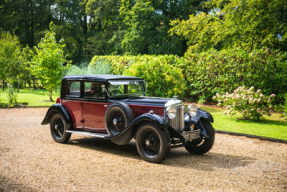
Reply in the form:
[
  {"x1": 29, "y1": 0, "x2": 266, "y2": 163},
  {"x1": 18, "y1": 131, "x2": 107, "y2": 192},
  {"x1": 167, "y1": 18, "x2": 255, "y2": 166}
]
[{"x1": 0, "y1": 108, "x2": 286, "y2": 191}]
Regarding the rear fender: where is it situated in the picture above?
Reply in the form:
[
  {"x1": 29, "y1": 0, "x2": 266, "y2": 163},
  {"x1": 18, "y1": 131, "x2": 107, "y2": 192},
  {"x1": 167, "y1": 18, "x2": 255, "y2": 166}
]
[{"x1": 41, "y1": 104, "x2": 74, "y2": 129}]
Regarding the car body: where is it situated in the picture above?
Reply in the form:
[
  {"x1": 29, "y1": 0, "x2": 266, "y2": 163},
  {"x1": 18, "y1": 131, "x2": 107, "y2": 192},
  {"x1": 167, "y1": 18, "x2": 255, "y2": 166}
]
[{"x1": 42, "y1": 75, "x2": 215, "y2": 163}]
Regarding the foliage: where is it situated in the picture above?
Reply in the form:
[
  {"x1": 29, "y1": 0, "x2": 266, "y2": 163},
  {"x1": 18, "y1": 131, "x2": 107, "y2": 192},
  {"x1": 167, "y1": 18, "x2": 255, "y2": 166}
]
[
  {"x1": 67, "y1": 61, "x2": 112, "y2": 75},
  {"x1": 0, "y1": 32, "x2": 29, "y2": 90},
  {"x1": 181, "y1": 48, "x2": 287, "y2": 102},
  {"x1": 213, "y1": 86, "x2": 276, "y2": 120},
  {"x1": 284, "y1": 94, "x2": 287, "y2": 117},
  {"x1": 90, "y1": 54, "x2": 182, "y2": 75},
  {"x1": 170, "y1": 0, "x2": 287, "y2": 53},
  {"x1": 120, "y1": 0, "x2": 203, "y2": 55},
  {"x1": 30, "y1": 23, "x2": 70, "y2": 101},
  {"x1": 90, "y1": 54, "x2": 185, "y2": 98},
  {"x1": 6, "y1": 85, "x2": 17, "y2": 107},
  {"x1": 123, "y1": 57, "x2": 185, "y2": 98}
]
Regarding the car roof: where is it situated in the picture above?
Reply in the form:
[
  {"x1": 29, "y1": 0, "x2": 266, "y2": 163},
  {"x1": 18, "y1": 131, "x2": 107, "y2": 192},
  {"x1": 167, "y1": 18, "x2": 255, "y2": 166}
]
[{"x1": 63, "y1": 75, "x2": 144, "y2": 82}]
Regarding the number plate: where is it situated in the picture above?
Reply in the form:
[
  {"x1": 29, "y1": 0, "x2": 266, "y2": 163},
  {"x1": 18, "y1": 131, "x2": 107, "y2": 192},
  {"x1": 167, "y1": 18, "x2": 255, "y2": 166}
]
[{"x1": 182, "y1": 130, "x2": 200, "y2": 141}]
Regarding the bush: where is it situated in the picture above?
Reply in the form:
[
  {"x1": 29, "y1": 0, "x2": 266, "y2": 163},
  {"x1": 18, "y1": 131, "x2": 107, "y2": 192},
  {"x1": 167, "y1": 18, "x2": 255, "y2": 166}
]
[
  {"x1": 213, "y1": 86, "x2": 276, "y2": 120},
  {"x1": 7, "y1": 85, "x2": 17, "y2": 107},
  {"x1": 182, "y1": 48, "x2": 287, "y2": 102},
  {"x1": 67, "y1": 61, "x2": 112, "y2": 75},
  {"x1": 123, "y1": 58, "x2": 185, "y2": 98}
]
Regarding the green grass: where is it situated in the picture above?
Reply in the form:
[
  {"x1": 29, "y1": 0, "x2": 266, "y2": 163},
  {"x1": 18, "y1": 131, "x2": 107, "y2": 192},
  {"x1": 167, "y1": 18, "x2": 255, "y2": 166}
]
[
  {"x1": 197, "y1": 105, "x2": 287, "y2": 141},
  {"x1": 0, "y1": 89, "x2": 59, "y2": 106}
]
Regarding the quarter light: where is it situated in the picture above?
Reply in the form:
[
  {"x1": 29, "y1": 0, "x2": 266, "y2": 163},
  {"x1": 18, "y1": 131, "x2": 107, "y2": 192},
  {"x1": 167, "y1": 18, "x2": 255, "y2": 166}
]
[{"x1": 187, "y1": 104, "x2": 197, "y2": 117}]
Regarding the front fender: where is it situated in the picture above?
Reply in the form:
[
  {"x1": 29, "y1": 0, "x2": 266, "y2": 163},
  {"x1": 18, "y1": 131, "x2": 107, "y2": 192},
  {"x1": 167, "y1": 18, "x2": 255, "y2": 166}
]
[
  {"x1": 106, "y1": 113, "x2": 170, "y2": 145},
  {"x1": 185, "y1": 109, "x2": 214, "y2": 139},
  {"x1": 41, "y1": 104, "x2": 73, "y2": 128},
  {"x1": 191, "y1": 109, "x2": 214, "y2": 123}
]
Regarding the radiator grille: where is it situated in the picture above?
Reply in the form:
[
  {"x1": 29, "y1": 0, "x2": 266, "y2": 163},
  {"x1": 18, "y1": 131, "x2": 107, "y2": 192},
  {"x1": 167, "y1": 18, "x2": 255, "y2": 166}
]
[{"x1": 168, "y1": 105, "x2": 185, "y2": 131}]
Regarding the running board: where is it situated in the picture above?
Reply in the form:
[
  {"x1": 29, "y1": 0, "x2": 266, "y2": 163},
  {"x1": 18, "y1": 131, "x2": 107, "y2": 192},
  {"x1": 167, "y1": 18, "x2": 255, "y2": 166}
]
[{"x1": 66, "y1": 130, "x2": 110, "y2": 139}]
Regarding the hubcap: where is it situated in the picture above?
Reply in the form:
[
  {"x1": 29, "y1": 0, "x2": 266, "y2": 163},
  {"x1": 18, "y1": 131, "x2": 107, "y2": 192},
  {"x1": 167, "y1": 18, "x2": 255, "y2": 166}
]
[{"x1": 142, "y1": 129, "x2": 160, "y2": 157}]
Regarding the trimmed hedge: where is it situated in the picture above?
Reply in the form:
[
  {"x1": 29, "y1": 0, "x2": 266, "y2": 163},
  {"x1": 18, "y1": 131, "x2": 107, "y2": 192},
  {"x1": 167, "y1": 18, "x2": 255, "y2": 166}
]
[{"x1": 89, "y1": 48, "x2": 287, "y2": 102}]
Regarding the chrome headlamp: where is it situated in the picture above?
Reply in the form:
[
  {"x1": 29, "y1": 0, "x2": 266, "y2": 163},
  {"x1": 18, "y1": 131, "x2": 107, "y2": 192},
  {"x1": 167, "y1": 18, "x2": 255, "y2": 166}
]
[
  {"x1": 166, "y1": 106, "x2": 177, "y2": 119},
  {"x1": 187, "y1": 104, "x2": 197, "y2": 117}
]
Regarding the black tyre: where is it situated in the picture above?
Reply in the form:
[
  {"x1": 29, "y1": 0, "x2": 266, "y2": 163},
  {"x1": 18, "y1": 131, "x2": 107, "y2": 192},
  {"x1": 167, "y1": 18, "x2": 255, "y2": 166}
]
[
  {"x1": 136, "y1": 123, "x2": 170, "y2": 163},
  {"x1": 50, "y1": 114, "x2": 71, "y2": 143},
  {"x1": 105, "y1": 102, "x2": 134, "y2": 135},
  {"x1": 185, "y1": 119, "x2": 215, "y2": 155}
]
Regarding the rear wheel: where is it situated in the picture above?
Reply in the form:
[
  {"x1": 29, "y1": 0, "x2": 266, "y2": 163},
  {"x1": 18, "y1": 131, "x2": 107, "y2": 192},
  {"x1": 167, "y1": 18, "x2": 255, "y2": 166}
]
[
  {"x1": 50, "y1": 114, "x2": 71, "y2": 143},
  {"x1": 185, "y1": 119, "x2": 215, "y2": 155},
  {"x1": 136, "y1": 123, "x2": 170, "y2": 163}
]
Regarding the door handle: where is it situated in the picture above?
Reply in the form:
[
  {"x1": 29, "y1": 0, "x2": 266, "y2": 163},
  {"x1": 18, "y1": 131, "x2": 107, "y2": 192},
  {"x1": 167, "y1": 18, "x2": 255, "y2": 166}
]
[{"x1": 104, "y1": 105, "x2": 108, "y2": 107}]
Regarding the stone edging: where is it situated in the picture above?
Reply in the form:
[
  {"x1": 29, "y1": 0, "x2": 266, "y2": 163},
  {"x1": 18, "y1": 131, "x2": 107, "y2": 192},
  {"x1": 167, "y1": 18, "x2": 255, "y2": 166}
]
[{"x1": 215, "y1": 130, "x2": 287, "y2": 144}]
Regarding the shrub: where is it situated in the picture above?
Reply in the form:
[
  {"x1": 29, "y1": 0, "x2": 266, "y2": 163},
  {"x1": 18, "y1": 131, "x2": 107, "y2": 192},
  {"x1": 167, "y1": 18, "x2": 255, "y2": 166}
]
[
  {"x1": 67, "y1": 61, "x2": 112, "y2": 75},
  {"x1": 213, "y1": 86, "x2": 276, "y2": 120},
  {"x1": 7, "y1": 85, "x2": 17, "y2": 107},
  {"x1": 123, "y1": 58, "x2": 185, "y2": 98},
  {"x1": 182, "y1": 48, "x2": 287, "y2": 102}
]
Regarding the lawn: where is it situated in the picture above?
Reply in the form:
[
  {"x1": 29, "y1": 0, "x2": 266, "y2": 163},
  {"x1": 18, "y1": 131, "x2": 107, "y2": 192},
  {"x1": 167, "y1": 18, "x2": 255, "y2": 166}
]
[
  {"x1": 197, "y1": 105, "x2": 287, "y2": 141},
  {"x1": 0, "y1": 89, "x2": 59, "y2": 106}
]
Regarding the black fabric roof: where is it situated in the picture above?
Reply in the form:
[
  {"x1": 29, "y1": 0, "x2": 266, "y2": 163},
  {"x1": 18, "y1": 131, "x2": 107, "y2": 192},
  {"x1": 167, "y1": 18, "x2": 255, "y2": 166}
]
[{"x1": 63, "y1": 75, "x2": 144, "y2": 82}]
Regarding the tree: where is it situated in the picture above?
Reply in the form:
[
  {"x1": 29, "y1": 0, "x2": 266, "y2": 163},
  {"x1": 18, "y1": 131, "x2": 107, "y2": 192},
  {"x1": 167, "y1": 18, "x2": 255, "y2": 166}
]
[
  {"x1": 0, "y1": 32, "x2": 27, "y2": 91},
  {"x1": 119, "y1": 0, "x2": 205, "y2": 56},
  {"x1": 170, "y1": 0, "x2": 287, "y2": 53},
  {"x1": 30, "y1": 23, "x2": 70, "y2": 101}
]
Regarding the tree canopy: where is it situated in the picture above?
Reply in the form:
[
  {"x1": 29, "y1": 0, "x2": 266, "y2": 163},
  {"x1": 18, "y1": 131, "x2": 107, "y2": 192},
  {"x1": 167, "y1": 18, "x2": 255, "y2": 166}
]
[
  {"x1": 170, "y1": 0, "x2": 287, "y2": 52},
  {"x1": 30, "y1": 23, "x2": 70, "y2": 101},
  {"x1": 0, "y1": 0, "x2": 286, "y2": 64}
]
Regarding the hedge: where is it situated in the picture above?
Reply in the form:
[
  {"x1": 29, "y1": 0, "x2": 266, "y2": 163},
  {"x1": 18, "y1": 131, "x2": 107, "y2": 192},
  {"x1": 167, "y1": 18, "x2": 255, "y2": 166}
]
[{"x1": 89, "y1": 48, "x2": 287, "y2": 103}]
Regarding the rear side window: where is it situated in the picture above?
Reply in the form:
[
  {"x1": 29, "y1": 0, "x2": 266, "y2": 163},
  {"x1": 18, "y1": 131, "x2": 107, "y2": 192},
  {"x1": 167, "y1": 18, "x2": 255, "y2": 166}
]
[
  {"x1": 84, "y1": 82, "x2": 106, "y2": 99},
  {"x1": 65, "y1": 81, "x2": 81, "y2": 97}
]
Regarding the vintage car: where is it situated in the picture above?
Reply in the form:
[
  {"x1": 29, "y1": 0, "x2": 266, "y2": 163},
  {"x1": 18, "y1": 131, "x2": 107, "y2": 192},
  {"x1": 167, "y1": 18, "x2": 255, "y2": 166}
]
[{"x1": 42, "y1": 75, "x2": 215, "y2": 163}]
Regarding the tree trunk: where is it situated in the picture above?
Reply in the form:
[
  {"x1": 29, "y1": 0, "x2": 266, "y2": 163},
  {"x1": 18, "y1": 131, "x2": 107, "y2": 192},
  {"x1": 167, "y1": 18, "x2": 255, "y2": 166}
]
[
  {"x1": 49, "y1": 90, "x2": 53, "y2": 102},
  {"x1": 2, "y1": 80, "x2": 4, "y2": 91},
  {"x1": 32, "y1": 78, "x2": 36, "y2": 90}
]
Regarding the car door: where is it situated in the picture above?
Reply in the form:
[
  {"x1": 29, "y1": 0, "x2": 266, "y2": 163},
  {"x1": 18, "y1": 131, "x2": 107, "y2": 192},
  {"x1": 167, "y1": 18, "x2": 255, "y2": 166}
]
[
  {"x1": 61, "y1": 80, "x2": 83, "y2": 129},
  {"x1": 81, "y1": 81, "x2": 108, "y2": 133}
]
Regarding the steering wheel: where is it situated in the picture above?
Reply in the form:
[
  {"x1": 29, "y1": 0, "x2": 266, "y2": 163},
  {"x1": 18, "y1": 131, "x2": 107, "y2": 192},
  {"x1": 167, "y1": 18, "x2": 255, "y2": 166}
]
[{"x1": 110, "y1": 90, "x2": 122, "y2": 96}]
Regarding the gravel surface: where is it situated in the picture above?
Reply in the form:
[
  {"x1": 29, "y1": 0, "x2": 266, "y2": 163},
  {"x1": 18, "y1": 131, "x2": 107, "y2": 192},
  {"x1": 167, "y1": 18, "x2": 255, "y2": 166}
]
[{"x1": 0, "y1": 108, "x2": 286, "y2": 192}]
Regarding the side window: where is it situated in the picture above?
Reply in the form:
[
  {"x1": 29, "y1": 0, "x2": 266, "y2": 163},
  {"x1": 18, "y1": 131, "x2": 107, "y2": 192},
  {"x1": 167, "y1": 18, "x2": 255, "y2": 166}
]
[
  {"x1": 84, "y1": 82, "x2": 106, "y2": 99},
  {"x1": 65, "y1": 81, "x2": 81, "y2": 97}
]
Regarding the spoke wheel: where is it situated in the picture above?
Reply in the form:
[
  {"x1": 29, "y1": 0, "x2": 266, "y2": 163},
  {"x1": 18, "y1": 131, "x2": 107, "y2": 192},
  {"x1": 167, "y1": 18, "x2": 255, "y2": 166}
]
[
  {"x1": 105, "y1": 102, "x2": 134, "y2": 145},
  {"x1": 50, "y1": 114, "x2": 71, "y2": 143},
  {"x1": 136, "y1": 123, "x2": 170, "y2": 163},
  {"x1": 185, "y1": 119, "x2": 215, "y2": 155},
  {"x1": 110, "y1": 110, "x2": 126, "y2": 134}
]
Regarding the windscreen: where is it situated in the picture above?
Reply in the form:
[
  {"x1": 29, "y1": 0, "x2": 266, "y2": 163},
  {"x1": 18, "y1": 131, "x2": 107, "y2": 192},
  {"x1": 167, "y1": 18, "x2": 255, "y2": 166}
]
[{"x1": 108, "y1": 80, "x2": 144, "y2": 97}]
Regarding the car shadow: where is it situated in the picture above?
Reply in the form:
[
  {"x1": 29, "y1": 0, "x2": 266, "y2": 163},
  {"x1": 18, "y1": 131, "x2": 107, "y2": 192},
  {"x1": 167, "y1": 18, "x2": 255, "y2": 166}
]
[{"x1": 68, "y1": 137, "x2": 255, "y2": 171}]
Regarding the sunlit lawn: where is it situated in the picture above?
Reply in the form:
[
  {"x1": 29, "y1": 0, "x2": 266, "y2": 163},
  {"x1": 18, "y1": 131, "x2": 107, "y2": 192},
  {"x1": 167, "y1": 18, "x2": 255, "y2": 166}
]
[
  {"x1": 0, "y1": 89, "x2": 59, "y2": 106},
  {"x1": 197, "y1": 105, "x2": 287, "y2": 141}
]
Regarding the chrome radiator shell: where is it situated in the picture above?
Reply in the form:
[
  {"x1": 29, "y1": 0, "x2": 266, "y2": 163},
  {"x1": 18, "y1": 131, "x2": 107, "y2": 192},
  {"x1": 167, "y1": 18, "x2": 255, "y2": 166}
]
[{"x1": 168, "y1": 104, "x2": 185, "y2": 131}]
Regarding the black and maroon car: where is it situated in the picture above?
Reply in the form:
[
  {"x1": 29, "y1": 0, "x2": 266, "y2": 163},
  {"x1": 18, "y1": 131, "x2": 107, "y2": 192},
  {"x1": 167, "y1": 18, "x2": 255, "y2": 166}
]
[{"x1": 42, "y1": 75, "x2": 215, "y2": 163}]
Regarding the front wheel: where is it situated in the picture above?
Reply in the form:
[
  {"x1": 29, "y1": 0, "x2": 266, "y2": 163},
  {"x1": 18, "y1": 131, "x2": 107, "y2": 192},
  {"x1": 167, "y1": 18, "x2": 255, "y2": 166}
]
[
  {"x1": 136, "y1": 123, "x2": 170, "y2": 163},
  {"x1": 50, "y1": 114, "x2": 71, "y2": 143},
  {"x1": 185, "y1": 119, "x2": 215, "y2": 155}
]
